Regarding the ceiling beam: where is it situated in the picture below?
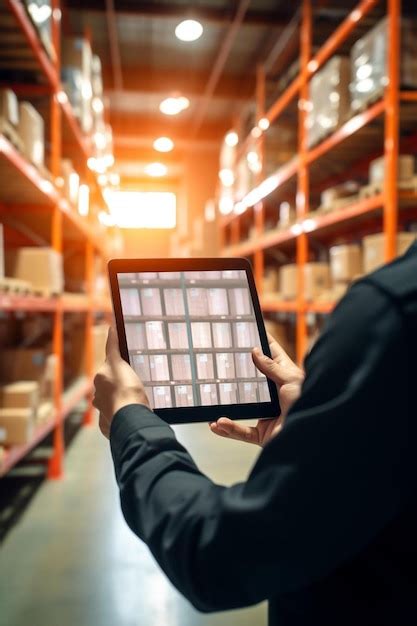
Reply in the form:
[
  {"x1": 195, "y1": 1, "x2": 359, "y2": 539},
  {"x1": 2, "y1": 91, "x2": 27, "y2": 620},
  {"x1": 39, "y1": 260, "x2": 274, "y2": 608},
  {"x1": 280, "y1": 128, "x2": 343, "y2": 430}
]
[
  {"x1": 66, "y1": 1, "x2": 290, "y2": 27},
  {"x1": 102, "y1": 66, "x2": 255, "y2": 100}
]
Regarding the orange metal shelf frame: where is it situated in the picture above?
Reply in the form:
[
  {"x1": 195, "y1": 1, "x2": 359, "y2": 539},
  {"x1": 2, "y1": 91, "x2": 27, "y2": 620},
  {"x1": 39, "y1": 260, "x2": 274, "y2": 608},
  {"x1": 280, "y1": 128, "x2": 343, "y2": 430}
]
[
  {"x1": 220, "y1": 0, "x2": 416, "y2": 365},
  {"x1": 0, "y1": 1, "x2": 112, "y2": 479}
]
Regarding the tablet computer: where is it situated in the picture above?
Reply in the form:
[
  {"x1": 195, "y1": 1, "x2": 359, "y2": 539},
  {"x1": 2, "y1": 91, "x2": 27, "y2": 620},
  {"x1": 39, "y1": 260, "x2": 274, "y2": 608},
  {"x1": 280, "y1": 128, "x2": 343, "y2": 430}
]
[{"x1": 108, "y1": 258, "x2": 280, "y2": 424}]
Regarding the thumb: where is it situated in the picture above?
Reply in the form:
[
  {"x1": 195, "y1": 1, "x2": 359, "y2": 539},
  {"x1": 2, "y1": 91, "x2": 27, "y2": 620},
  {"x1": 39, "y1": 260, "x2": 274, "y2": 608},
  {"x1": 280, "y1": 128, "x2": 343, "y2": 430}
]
[
  {"x1": 252, "y1": 347, "x2": 287, "y2": 386},
  {"x1": 106, "y1": 325, "x2": 121, "y2": 362}
]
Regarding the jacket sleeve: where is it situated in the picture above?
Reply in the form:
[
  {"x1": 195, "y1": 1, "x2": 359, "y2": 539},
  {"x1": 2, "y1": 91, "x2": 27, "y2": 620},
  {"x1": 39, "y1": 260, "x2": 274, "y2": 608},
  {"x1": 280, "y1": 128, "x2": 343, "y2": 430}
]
[{"x1": 110, "y1": 281, "x2": 413, "y2": 612}]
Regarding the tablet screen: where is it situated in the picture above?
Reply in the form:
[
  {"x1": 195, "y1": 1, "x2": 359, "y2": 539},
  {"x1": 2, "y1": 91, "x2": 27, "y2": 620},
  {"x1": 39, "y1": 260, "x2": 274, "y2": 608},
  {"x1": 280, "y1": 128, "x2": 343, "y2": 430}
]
[{"x1": 117, "y1": 269, "x2": 272, "y2": 409}]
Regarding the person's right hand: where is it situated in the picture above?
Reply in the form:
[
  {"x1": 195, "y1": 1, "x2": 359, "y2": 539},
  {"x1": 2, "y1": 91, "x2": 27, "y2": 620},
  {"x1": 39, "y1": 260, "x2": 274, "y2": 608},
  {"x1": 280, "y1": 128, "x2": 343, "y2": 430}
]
[{"x1": 209, "y1": 333, "x2": 304, "y2": 447}]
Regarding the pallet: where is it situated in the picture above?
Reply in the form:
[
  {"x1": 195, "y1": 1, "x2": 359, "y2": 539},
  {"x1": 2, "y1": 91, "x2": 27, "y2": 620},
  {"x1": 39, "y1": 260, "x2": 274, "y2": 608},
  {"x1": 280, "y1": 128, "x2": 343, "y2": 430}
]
[
  {"x1": 359, "y1": 177, "x2": 417, "y2": 199},
  {"x1": 0, "y1": 277, "x2": 32, "y2": 295},
  {"x1": 0, "y1": 117, "x2": 24, "y2": 153}
]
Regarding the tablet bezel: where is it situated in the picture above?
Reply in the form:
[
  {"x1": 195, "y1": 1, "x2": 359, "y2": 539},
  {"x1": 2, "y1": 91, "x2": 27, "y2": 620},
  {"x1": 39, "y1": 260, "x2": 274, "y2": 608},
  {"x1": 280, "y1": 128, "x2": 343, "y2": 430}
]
[{"x1": 108, "y1": 257, "x2": 280, "y2": 424}]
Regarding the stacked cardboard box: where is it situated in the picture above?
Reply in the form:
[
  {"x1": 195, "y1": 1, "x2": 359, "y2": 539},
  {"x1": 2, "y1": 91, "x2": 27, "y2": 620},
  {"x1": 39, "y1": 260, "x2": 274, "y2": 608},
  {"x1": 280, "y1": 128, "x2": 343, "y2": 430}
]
[
  {"x1": 219, "y1": 383, "x2": 238, "y2": 404},
  {"x1": 174, "y1": 386, "x2": 194, "y2": 407},
  {"x1": 6, "y1": 248, "x2": 64, "y2": 295},
  {"x1": 191, "y1": 322, "x2": 212, "y2": 348},
  {"x1": 121, "y1": 288, "x2": 142, "y2": 316},
  {"x1": 329, "y1": 244, "x2": 362, "y2": 284},
  {"x1": 196, "y1": 354, "x2": 214, "y2": 379},
  {"x1": 200, "y1": 383, "x2": 218, "y2": 405},
  {"x1": 18, "y1": 102, "x2": 44, "y2": 168},
  {"x1": 280, "y1": 263, "x2": 331, "y2": 301},
  {"x1": 363, "y1": 232, "x2": 416, "y2": 273},
  {"x1": 153, "y1": 386, "x2": 172, "y2": 409}
]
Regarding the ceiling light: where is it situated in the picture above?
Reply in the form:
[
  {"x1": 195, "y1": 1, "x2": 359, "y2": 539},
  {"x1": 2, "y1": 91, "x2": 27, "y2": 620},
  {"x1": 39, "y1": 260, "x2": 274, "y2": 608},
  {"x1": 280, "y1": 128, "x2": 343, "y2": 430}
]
[
  {"x1": 219, "y1": 194, "x2": 234, "y2": 215},
  {"x1": 145, "y1": 162, "x2": 168, "y2": 177},
  {"x1": 175, "y1": 19, "x2": 203, "y2": 42},
  {"x1": 225, "y1": 131, "x2": 238, "y2": 147},
  {"x1": 153, "y1": 137, "x2": 174, "y2": 152},
  {"x1": 219, "y1": 168, "x2": 235, "y2": 187},
  {"x1": 159, "y1": 96, "x2": 190, "y2": 116},
  {"x1": 258, "y1": 117, "x2": 270, "y2": 131}
]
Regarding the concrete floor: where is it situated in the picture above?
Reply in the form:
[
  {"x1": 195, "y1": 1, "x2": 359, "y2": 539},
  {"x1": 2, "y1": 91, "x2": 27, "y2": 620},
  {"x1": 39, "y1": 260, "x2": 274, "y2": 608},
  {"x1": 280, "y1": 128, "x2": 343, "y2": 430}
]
[{"x1": 0, "y1": 416, "x2": 267, "y2": 626}]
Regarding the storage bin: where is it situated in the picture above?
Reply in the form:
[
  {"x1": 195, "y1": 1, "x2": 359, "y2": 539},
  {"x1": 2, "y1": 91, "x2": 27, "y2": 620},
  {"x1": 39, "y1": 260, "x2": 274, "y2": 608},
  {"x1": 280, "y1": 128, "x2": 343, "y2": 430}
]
[
  {"x1": 196, "y1": 354, "x2": 214, "y2": 380},
  {"x1": 235, "y1": 352, "x2": 256, "y2": 378},
  {"x1": 120, "y1": 288, "x2": 141, "y2": 316},
  {"x1": 174, "y1": 385, "x2": 194, "y2": 407},
  {"x1": 149, "y1": 355, "x2": 170, "y2": 381},
  {"x1": 163, "y1": 288, "x2": 185, "y2": 316},
  {"x1": 125, "y1": 323, "x2": 147, "y2": 350},
  {"x1": 171, "y1": 354, "x2": 192, "y2": 380},
  {"x1": 153, "y1": 386, "x2": 172, "y2": 408},
  {"x1": 229, "y1": 287, "x2": 252, "y2": 316},
  {"x1": 233, "y1": 322, "x2": 258, "y2": 348},
  {"x1": 140, "y1": 288, "x2": 162, "y2": 316},
  {"x1": 239, "y1": 382, "x2": 258, "y2": 403},
  {"x1": 145, "y1": 321, "x2": 166, "y2": 349},
  {"x1": 212, "y1": 322, "x2": 232, "y2": 348},
  {"x1": 207, "y1": 288, "x2": 229, "y2": 315},
  {"x1": 191, "y1": 322, "x2": 212, "y2": 348},
  {"x1": 187, "y1": 288, "x2": 209, "y2": 315},
  {"x1": 216, "y1": 353, "x2": 235, "y2": 379},
  {"x1": 168, "y1": 323, "x2": 187, "y2": 349},
  {"x1": 258, "y1": 381, "x2": 271, "y2": 402},
  {"x1": 219, "y1": 383, "x2": 238, "y2": 404},
  {"x1": 131, "y1": 354, "x2": 151, "y2": 381},
  {"x1": 200, "y1": 383, "x2": 218, "y2": 405}
]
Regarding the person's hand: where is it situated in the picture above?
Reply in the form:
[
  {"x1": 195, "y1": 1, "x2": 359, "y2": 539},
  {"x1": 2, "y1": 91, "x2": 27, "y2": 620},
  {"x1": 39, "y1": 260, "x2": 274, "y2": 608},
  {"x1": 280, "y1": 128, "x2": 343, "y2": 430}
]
[
  {"x1": 93, "y1": 326, "x2": 150, "y2": 438},
  {"x1": 209, "y1": 333, "x2": 304, "y2": 447}
]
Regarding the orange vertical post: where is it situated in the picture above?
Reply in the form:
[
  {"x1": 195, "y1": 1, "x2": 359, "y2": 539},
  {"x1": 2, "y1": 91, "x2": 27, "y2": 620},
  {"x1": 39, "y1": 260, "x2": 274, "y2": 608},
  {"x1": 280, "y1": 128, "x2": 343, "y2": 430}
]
[
  {"x1": 384, "y1": 0, "x2": 400, "y2": 261},
  {"x1": 83, "y1": 240, "x2": 95, "y2": 426},
  {"x1": 48, "y1": 0, "x2": 64, "y2": 479},
  {"x1": 254, "y1": 64, "x2": 266, "y2": 293},
  {"x1": 296, "y1": 0, "x2": 312, "y2": 365}
]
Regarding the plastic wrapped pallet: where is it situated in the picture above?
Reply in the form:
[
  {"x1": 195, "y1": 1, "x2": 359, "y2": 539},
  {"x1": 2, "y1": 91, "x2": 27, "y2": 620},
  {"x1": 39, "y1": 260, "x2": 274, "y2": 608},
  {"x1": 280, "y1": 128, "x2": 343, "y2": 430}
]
[
  {"x1": 350, "y1": 17, "x2": 417, "y2": 112},
  {"x1": 233, "y1": 321, "x2": 258, "y2": 348},
  {"x1": 363, "y1": 232, "x2": 416, "y2": 273},
  {"x1": 200, "y1": 383, "x2": 218, "y2": 406},
  {"x1": 140, "y1": 288, "x2": 162, "y2": 316},
  {"x1": 145, "y1": 322, "x2": 165, "y2": 349},
  {"x1": 149, "y1": 355, "x2": 170, "y2": 382},
  {"x1": 329, "y1": 244, "x2": 363, "y2": 283},
  {"x1": 216, "y1": 353, "x2": 235, "y2": 379},
  {"x1": 235, "y1": 352, "x2": 256, "y2": 379},
  {"x1": 369, "y1": 155, "x2": 415, "y2": 185},
  {"x1": 164, "y1": 289, "x2": 185, "y2": 316},
  {"x1": 126, "y1": 323, "x2": 147, "y2": 350},
  {"x1": 132, "y1": 354, "x2": 151, "y2": 382},
  {"x1": 191, "y1": 322, "x2": 212, "y2": 348},
  {"x1": 120, "y1": 289, "x2": 141, "y2": 316},
  {"x1": 229, "y1": 287, "x2": 252, "y2": 316},
  {"x1": 307, "y1": 56, "x2": 350, "y2": 147},
  {"x1": 18, "y1": 102, "x2": 44, "y2": 167},
  {"x1": 168, "y1": 323, "x2": 187, "y2": 349},
  {"x1": 6, "y1": 247, "x2": 63, "y2": 295},
  {"x1": 171, "y1": 354, "x2": 192, "y2": 380},
  {"x1": 153, "y1": 386, "x2": 172, "y2": 409},
  {"x1": 0, "y1": 408, "x2": 33, "y2": 445},
  {"x1": 212, "y1": 322, "x2": 232, "y2": 348},
  {"x1": 239, "y1": 382, "x2": 258, "y2": 404},
  {"x1": 196, "y1": 354, "x2": 214, "y2": 379},
  {"x1": 174, "y1": 385, "x2": 194, "y2": 407},
  {"x1": 219, "y1": 383, "x2": 238, "y2": 405}
]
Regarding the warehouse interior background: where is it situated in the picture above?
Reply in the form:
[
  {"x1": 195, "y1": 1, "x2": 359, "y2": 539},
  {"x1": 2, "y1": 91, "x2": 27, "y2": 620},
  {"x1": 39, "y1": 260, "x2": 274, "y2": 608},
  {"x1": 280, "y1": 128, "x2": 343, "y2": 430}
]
[{"x1": 1, "y1": 0, "x2": 417, "y2": 624}]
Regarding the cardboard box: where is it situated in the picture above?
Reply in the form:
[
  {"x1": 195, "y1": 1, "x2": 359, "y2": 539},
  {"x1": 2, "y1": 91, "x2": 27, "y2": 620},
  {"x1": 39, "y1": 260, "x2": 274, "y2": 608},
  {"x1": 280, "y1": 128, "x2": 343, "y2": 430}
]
[
  {"x1": 280, "y1": 263, "x2": 331, "y2": 300},
  {"x1": 212, "y1": 322, "x2": 232, "y2": 348},
  {"x1": 37, "y1": 400, "x2": 54, "y2": 424},
  {"x1": 0, "y1": 89, "x2": 19, "y2": 126},
  {"x1": 229, "y1": 287, "x2": 252, "y2": 316},
  {"x1": 207, "y1": 288, "x2": 229, "y2": 315},
  {"x1": 0, "y1": 382, "x2": 39, "y2": 411},
  {"x1": 62, "y1": 37, "x2": 93, "y2": 133},
  {"x1": 18, "y1": 102, "x2": 44, "y2": 167},
  {"x1": 132, "y1": 355, "x2": 151, "y2": 382},
  {"x1": 329, "y1": 245, "x2": 363, "y2": 283},
  {"x1": 219, "y1": 383, "x2": 238, "y2": 404},
  {"x1": 216, "y1": 353, "x2": 235, "y2": 379},
  {"x1": 145, "y1": 322, "x2": 165, "y2": 350},
  {"x1": 6, "y1": 247, "x2": 63, "y2": 295},
  {"x1": 235, "y1": 352, "x2": 256, "y2": 379},
  {"x1": 238, "y1": 382, "x2": 258, "y2": 403},
  {"x1": 140, "y1": 288, "x2": 162, "y2": 316},
  {"x1": 187, "y1": 288, "x2": 209, "y2": 316},
  {"x1": 149, "y1": 355, "x2": 170, "y2": 382},
  {"x1": 163, "y1": 289, "x2": 185, "y2": 316},
  {"x1": 196, "y1": 354, "x2": 214, "y2": 379},
  {"x1": 280, "y1": 264, "x2": 298, "y2": 300},
  {"x1": 174, "y1": 385, "x2": 194, "y2": 407},
  {"x1": 369, "y1": 155, "x2": 414, "y2": 185},
  {"x1": 191, "y1": 322, "x2": 212, "y2": 348},
  {"x1": 278, "y1": 202, "x2": 296, "y2": 229},
  {"x1": 363, "y1": 232, "x2": 416, "y2": 273},
  {"x1": 263, "y1": 267, "x2": 280, "y2": 294},
  {"x1": 307, "y1": 56, "x2": 350, "y2": 147},
  {"x1": 168, "y1": 323, "x2": 187, "y2": 349},
  {"x1": 0, "y1": 408, "x2": 33, "y2": 445},
  {"x1": 320, "y1": 182, "x2": 359, "y2": 210},
  {"x1": 264, "y1": 320, "x2": 295, "y2": 360},
  {"x1": 120, "y1": 288, "x2": 141, "y2": 316},
  {"x1": 0, "y1": 348, "x2": 47, "y2": 384},
  {"x1": 233, "y1": 321, "x2": 258, "y2": 348},
  {"x1": 126, "y1": 322, "x2": 148, "y2": 350},
  {"x1": 171, "y1": 354, "x2": 192, "y2": 380},
  {"x1": 200, "y1": 383, "x2": 218, "y2": 406}
]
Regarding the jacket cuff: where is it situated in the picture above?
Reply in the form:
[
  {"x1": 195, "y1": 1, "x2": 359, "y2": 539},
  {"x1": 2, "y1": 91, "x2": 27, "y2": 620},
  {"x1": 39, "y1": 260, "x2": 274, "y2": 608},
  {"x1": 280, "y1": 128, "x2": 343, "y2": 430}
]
[{"x1": 110, "y1": 403, "x2": 168, "y2": 454}]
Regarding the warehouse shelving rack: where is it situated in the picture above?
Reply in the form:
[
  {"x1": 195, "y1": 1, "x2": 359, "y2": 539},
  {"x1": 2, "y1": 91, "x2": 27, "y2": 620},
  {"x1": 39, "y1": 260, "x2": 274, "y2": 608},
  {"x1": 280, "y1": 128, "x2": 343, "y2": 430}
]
[
  {"x1": 0, "y1": 0, "x2": 113, "y2": 478},
  {"x1": 220, "y1": 0, "x2": 417, "y2": 364}
]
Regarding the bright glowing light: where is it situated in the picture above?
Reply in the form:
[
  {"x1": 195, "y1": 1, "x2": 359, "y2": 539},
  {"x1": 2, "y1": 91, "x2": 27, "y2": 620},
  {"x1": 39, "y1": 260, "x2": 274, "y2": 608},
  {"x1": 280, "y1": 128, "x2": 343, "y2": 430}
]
[
  {"x1": 103, "y1": 154, "x2": 115, "y2": 168},
  {"x1": 105, "y1": 191, "x2": 176, "y2": 228},
  {"x1": 81, "y1": 81, "x2": 92, "y2": 100},
  {"x1": 56, "y1": 90, "x2": 68, "y2": 104},
  {"x1": 234, "y1": 201, "x2": 246, "y2": 215},
  {"x1": 247, "y1": 151, "x2": 259, "y2": 165},
  {"x1": 98, "y1": 174, "x2": 108, "y2": 186},
  {"x1": 68, "y1": 172, "x2": 79, "y2": 203},
  {"x1": 28, "y1": 2, "x2": 51, "y2": 24},
  {"x1": 78, "y1": 184, "x2": 89, "y2": 217},
  {"x1": 251, "y1": 127, "x2": 262, "y2": 139},
  {"x1": 303, "y1": 218, "x2": 317, "y2": 232},
  {"x1": 159, "y1": 96, "x2": 190, "y2": 115},
  {"x1": 94, "y1": 131, "x2": 107, "y2": 150},
  {"x1": 356, "y1": 78, "x2": 374, "y2": 93},
  {"x1": 175, "y1": 19, "x2": 203, "y2": 42},
  {"x1": 356, "y1": 63, "x2": 372, "y2": 80},
  {"x1": 225, "y1": 131, "x2": 238, "y2": 147},
  {"x1": 92, "y1": 97, "x2": 104, "y2": 114},
  {"x1": 351, "y1": 9, "x2": 362, "y2": 22},
  {"x1": 204, "y1": 199, "x2": 216, "y2": 222},
  {"x1": 109, "y1": 172, "x2": 120, "y2": 186},
  {"x1": 219, "y1": 168, "x2": 235, "y2": 187},
  {"x1": 145, "y1": 162, "x2": 168, "y2": 177},
  {"x1": 55, "y1": 176, "x2": 64, "y2": 188},
  {"x1": 153, "y1": 137, "x2": 174, "y2": 152},
  {"x1": 219, "y1": 194, "x2": 234, "y2": 215},
  {"x1": 307, "y1": 59, "x2": 318, "y2": 73},
  {"x1": 258, "y1": 117, "x2": 270, "y2": 131},
  {"x1": 98, "y1": 210, "x2": 116, "y2": 227}
]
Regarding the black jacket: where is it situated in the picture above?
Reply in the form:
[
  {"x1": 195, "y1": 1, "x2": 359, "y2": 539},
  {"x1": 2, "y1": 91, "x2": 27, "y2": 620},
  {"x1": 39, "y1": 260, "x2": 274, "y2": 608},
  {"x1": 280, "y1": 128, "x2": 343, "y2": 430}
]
[{"x1": 110, "y1": 243, "x2": 417, "y2": 625}]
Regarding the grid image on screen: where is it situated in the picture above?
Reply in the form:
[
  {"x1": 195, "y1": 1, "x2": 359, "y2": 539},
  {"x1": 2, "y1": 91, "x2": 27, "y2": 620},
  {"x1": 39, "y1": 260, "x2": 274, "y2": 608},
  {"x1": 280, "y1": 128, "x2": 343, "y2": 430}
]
[{"x1": 118, "y1": 270, "x2": 271, "y2": 409}]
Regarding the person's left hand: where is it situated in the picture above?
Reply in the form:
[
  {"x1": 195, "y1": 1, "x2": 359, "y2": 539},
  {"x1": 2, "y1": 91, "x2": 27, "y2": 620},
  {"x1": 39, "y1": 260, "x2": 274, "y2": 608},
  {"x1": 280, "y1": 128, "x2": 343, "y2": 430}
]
[{"x1": 93, "y1": 326, "x2": 150, "y2": 438}]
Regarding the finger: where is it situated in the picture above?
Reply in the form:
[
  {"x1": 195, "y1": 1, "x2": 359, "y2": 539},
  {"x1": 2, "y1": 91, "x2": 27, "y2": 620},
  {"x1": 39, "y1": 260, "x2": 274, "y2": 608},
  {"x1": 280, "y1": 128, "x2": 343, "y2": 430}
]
[
  {"x1": 252, "y1": 347, "x2": 290, "y2": 386},
  {"x1": 209, "y1": 417, "x2": 259, "y2": 445},
  {"x1": 105, "y1": 325, "x2": 121, "y2": 362}
]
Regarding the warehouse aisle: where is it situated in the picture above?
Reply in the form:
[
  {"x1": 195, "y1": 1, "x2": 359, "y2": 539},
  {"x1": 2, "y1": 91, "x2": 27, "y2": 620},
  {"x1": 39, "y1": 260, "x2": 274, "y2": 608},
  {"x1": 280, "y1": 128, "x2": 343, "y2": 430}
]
[{"x1": 0, "y1": 416, "x2": 266, "y2": 626}]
